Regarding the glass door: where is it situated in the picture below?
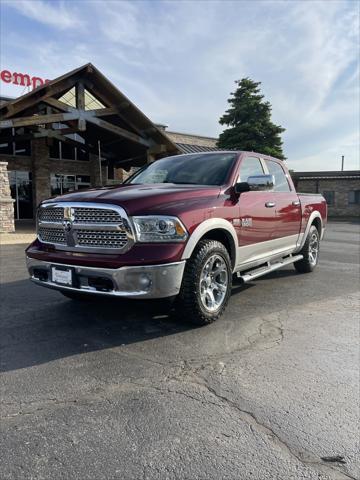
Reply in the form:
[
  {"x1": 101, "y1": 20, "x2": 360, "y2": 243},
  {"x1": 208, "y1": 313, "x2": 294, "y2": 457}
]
[{"x1": 8, "y1": 171, "x2": 33, "y2": 219}]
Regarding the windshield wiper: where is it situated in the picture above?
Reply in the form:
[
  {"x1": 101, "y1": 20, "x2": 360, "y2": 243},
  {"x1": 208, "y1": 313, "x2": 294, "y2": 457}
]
[{"x1": 170, "y1": 182, "x2": 201, "y2": 185}]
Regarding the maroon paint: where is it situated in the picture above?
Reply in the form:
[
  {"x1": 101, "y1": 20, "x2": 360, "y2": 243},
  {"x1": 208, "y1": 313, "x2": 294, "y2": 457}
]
[{"x1": 26, "y1": 152, "x2": 327, "y2": 268}]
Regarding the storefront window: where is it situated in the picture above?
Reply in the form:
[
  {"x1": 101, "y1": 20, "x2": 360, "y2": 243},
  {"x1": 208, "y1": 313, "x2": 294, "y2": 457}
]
[
  {"x1": 50, "y1": 174, "x2": 91, "y2": 196},
  {"x1": 8, "y1": 171, "x2": 33, "y2": 219},
  {"x1": 49, "y1": 131, "x2": 89, "y2": 161},
  {"x1": 0, "y1": 128, "x2": 31, "y2": 156}
]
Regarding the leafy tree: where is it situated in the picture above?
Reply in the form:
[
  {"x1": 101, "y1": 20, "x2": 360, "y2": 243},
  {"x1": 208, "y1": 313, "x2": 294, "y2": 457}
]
[{"x1": 217, "y1": 78, "x2": 286, "y2": 160}]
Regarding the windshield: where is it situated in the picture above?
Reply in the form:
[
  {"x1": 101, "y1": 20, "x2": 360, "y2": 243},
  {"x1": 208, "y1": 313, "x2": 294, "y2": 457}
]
[{"x1": 125, "y1": 153, "x2": 237, "y2": 186}]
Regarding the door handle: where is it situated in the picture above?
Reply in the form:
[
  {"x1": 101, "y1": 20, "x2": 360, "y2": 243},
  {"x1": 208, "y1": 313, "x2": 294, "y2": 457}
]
[
  {"x1": 292, "y1": 200, "x2": 300, "y2": 206},
  {"x1": 265, "y1": 202, "x2": 276, "y2": 208}
]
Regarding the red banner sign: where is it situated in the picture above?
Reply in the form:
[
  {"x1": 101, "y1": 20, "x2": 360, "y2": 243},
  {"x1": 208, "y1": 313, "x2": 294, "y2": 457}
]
[{"x1": 0, "y1": 69, "x2": 50, "y2": 90}]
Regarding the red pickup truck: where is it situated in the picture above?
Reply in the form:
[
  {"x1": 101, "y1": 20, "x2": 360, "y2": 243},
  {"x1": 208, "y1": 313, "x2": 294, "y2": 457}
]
[{"x1": 26, "y1": 152, "x2": 327, "y2": 325}]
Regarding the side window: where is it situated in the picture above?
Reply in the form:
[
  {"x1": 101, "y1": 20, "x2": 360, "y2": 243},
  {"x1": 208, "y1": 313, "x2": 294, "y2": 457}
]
[
  {"x1": 266, "y1": 160, "x2": 291, "y2": 192},
  {"x1": 348, "y1": 190, "x2": 360, "y2": 205},
  {"x1": 238, "y1": 156, "x2": 264, "y2": 182}
]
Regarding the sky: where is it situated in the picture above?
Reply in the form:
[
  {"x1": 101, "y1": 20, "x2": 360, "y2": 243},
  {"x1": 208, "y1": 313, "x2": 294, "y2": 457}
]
[{"x1": 0, "y1": 0, "x2": 359, "y2": 171}]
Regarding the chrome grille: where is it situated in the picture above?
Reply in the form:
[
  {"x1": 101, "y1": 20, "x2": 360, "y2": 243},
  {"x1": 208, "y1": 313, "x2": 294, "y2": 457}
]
[
  {"x1": 77, "y1": 230, "x2": 128, "y2": 248},
  {"x1": 38, "y1": 227, "x2": 66, "y2": 244},
  {"x1": 73, "y1": 207, "x2": 122, "y2": 224},
  {"x1": 38, "y1": 207, "x2": 64, "y2": 222},
  {"x1": 37, "y1": 203, "x2": 133, "y2": 253}
]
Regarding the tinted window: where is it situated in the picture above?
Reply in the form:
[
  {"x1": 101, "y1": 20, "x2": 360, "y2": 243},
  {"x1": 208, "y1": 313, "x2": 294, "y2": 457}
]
[
  {"x1": 266, "y1": 160, "x2": 291, "y2": 192},
  {"x1": 238, "y1": 156, "x2": 264, "y2": 182},
  {"x1": 348, "y1": 190, "x2": 360, "y2": 205},
  {"x1": 126, "y1": 153, "x2": 237, "y2": 186}
]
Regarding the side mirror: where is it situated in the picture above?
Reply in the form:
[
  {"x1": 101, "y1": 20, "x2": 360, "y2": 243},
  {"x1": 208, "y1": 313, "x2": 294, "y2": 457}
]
[
  {"x1": 234, "y1": 182, "x2": 250, "y2": 194},
  {"x1": 246, "y1": 174, "x2": 274, "y2": 191}
]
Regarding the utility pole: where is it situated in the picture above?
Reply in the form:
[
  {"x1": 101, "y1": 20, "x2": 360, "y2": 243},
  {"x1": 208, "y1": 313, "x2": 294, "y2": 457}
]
[{"x1": 341, "y1": 155, "x2": 344, "y2": 171}]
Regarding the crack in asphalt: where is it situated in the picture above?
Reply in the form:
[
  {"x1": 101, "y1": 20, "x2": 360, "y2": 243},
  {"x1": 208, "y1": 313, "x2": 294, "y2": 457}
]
[
  {"x1": 127, "y1": 377, "x2": 356, "y2": 480},
  {"x1": 1, "y1": 366, "x2": 356, "y2": 480}
]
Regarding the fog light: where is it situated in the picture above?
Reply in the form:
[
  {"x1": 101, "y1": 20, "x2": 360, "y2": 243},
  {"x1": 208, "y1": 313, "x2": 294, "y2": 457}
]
[{"x1": 139, "y1": 273, "x2": 152, "y2": 289}]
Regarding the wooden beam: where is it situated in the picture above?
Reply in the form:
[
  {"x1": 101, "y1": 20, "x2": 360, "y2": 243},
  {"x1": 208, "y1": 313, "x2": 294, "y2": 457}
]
[
  {"x1": 76, "y1": 82, "x2": 85, "y2": 109},
  {"x1": 86, "y1": 116, "x2": 150, "y2": 147},
  {"x1": 1, "y1": 77, "x2": 79, "y2": 120},
  {"x1": 35, "y1": 129, "x2": 93, "y2": 152},
  {"x1": 76, "y1": 82, "x2": 86, "y2": 131},
  {"x1": 41, "y1": 99, "x2": 124, "y2": 118},
  {"x1": 42, "y1": 97, "x2": 76, "y2": 112},
  {"x1": 0, "y1": 112, "x2": 80, "y2": 129}
]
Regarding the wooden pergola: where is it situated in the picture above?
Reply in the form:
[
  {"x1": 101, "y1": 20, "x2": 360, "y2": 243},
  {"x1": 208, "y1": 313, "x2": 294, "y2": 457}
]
[{"x1": 0, "y1": 63, "x2": 179, "y2": 170}]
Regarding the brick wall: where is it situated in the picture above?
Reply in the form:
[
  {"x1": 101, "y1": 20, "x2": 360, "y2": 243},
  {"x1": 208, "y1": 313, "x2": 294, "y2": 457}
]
[
  {"x1": 296, "y1": 178, "x2": 360, "y2": 217},
  {"x1": 0, "y1": 162, "x2": 15, "y2": 232}
]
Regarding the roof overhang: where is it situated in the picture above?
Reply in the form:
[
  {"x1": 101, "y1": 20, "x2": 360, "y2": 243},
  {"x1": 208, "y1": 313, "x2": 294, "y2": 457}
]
[{"x1": 0, "y1": 63, "x2": 179, "y2": 169}]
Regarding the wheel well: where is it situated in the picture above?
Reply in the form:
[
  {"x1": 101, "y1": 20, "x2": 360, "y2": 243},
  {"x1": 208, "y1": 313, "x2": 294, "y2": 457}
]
[
  {"x1": 200, "y1": 229, "x2": 236, "y2": 268},
  {"x1": 312, "y1": 217, "x2": 322, "y2": 235}
]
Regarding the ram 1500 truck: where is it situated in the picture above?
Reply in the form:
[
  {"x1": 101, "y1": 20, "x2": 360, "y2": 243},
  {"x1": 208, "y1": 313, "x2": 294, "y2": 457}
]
[{"x1": 26, "y1": 151, "x2": 327, "y2": 325}]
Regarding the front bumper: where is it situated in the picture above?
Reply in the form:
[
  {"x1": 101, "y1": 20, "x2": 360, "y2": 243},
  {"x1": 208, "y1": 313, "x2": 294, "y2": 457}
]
[{"x1": 26, "y1": 256, "x2": 186, "y2": 299}]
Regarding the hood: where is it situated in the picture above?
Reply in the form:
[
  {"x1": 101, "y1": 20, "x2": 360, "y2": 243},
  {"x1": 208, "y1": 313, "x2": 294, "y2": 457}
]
[{"x1": 45, "y1": 183, "x2": 221, "y2": 216}]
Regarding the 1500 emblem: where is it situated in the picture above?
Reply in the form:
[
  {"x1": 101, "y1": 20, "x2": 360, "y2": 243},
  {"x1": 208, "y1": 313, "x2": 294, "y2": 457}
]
[{"x1": 241, "y1": 217, "x2": 252, "y2": 227}]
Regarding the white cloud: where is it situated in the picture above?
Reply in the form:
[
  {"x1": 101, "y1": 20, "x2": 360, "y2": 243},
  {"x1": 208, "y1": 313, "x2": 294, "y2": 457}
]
[{"x1": 3, "y1": 0, "x2": 84, "y2": 30}]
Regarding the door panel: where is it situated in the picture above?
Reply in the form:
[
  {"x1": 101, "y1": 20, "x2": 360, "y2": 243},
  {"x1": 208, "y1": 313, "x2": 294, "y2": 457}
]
[
  {"x1": 273, "y1": 192, "x2": 302, "y2": 240},
  {"x1": 235, "y1": 155, "x2": 275, "y2": 267},
  {"x1": 265, "y1": 160, "x2": 301, "y2": 248}
]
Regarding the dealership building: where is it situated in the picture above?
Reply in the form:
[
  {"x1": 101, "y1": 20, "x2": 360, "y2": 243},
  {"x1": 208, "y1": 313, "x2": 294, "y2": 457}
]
[
  {"x1": 0, "y1": 63, "x2": 359, "y2": 232},
  {"x1": 0, "y1": 64, "x2": 217, "y2": 231}
]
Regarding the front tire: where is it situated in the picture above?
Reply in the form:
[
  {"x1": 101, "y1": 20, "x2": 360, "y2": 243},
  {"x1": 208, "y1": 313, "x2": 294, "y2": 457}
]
[
  {"x1": 176, "y1": 240, "x2": 232, "y2": 326},
  {"x1": 294, "y1": 225, "x2": 320, "y2": 273}
]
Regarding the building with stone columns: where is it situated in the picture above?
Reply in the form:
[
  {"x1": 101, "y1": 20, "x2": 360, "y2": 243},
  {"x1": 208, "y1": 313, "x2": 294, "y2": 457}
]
[{"x1": 0, "y1": 64, "x2": 218, "y2": 231}]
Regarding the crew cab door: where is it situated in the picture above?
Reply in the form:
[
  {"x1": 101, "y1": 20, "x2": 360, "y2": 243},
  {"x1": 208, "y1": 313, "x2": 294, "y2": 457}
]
[
  {"x1": 264, "y1": 159, "x2": 302, "y2": 250},
  {"x1": 235, "y1": 156, "x2": 275, "y2": 267}
]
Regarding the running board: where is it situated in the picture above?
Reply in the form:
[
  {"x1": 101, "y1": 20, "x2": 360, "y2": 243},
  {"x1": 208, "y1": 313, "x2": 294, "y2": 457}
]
[{"x1": 237, "y1": 254, "x2": 303, "y2": 283}]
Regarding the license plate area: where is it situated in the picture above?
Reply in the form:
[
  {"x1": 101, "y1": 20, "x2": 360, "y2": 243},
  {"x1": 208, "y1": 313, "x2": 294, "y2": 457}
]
[{"x1": 51, "y1": 266, "x2": 74, "y2": 286}]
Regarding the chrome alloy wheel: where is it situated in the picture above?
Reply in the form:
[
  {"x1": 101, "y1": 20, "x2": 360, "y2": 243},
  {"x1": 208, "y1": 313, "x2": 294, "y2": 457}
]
[
  {"x1": 309, "y1": 232, "x2": 319, "y2": 266},
  {"x1": 199, "y1": 254, "x2": 228, "y2": 312}
]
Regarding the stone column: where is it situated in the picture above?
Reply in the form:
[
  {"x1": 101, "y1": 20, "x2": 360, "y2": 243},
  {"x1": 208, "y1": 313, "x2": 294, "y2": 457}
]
[
  {"x1": 31, "y1": 138, "x2": 50, "y2": 211},
  {"x1": 0, "y1": 162, "x2": 15, "y2": 233}
]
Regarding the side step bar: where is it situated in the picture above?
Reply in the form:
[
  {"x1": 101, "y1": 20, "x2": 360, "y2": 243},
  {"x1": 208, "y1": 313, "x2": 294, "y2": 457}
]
[{"x1": 237, "y1": 254, "x2": 303, "y2": 283}]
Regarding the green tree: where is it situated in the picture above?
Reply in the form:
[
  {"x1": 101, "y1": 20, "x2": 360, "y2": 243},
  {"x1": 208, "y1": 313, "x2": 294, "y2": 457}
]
[{"x1": 217, "y1": 78, "x2": 286, "y2": 160}]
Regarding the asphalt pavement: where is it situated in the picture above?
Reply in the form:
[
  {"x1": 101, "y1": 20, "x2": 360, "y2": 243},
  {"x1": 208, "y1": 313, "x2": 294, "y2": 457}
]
[{"x1": 0, "y1": 221, "x2": 359, "y2": 480}]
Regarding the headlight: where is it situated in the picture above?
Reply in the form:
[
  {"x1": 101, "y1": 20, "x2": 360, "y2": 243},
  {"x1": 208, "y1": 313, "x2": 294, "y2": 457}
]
[{"x1": 132, "y1": 216, "x2": 188, "y2": 243}]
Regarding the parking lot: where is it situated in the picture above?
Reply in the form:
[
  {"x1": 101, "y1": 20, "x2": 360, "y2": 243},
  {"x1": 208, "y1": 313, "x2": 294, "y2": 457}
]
[{"x1": 0, "y1": 221, "x2": 359, "y2": 480}]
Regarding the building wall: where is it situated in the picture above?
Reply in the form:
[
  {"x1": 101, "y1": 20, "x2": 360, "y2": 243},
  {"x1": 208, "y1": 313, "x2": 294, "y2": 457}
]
[
  {"x1": 0, "y1": 161, "x2": 15, "y2": 232},
  {"x1": 296, "y1": 178, "x2": 360, "y2": 217},
  {"x1": 0, "y1": 144, "x2": 107, "y2": 219},
  {"x1": 165, "y1": 131, "x2": 217, "y2": 148}
]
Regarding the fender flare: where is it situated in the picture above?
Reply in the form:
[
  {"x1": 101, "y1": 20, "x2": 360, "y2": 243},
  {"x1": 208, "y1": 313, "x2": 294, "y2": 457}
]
[
  {"x1": 295, "y1": 211, "x2": 323, "y2": 252},
  {"x1": 181, "y1": 218, "x2": 239, "y2": 268}
]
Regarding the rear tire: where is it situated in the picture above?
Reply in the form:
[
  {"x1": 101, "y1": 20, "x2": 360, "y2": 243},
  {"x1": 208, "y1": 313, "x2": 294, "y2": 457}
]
[
  {"x1": 294, "y1": 225, "x2": 320, "y2": 273},
  {"x1": 176, "y1": 240, "x2": 232, "y2": 326}
]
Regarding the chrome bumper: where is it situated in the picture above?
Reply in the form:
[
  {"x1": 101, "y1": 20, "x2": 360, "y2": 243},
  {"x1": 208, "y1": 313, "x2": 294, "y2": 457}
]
[{"x1": 26, "y1": 257, "x2": 186, "y2": 299}]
